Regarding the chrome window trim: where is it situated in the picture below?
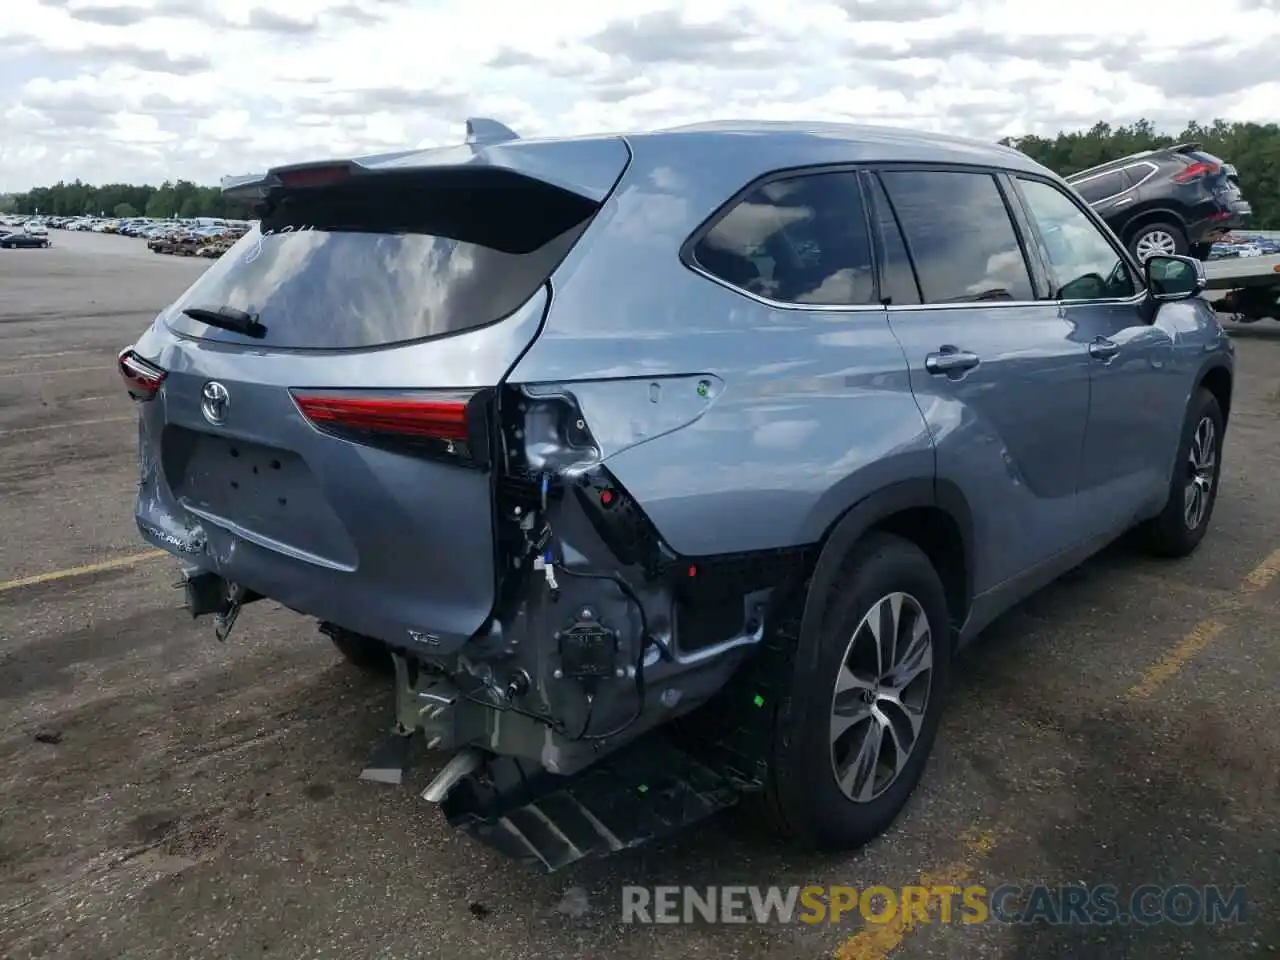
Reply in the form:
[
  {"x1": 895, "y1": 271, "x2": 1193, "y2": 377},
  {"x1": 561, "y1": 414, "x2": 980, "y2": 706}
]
[
  {"x1": 684, "y1": 261, "x2": 885, "y2": 312},
  {"x1": 886, "y1": 299, "x2": 1045, "y2": 313},
  {"x1": 1056, "y1": 289, "x2": 1149, "y2": 308},
  {"x1": 1070, "y1": 160, "x2": 1158, "y2": 204}
]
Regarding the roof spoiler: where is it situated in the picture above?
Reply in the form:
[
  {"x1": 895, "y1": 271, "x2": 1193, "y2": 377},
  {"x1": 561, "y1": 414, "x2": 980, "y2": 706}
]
[{"x1": 220, "y1": 117, "x2": 522, "y2": 202}]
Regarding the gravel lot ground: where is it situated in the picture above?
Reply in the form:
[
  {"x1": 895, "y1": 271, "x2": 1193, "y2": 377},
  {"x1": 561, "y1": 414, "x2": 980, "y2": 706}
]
[{"x1": 1, "y1": 230, "x2": 1277, "y2": 960}]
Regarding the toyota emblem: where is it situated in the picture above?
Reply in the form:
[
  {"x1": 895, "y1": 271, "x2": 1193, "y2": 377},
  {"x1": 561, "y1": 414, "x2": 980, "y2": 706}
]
[{"x1": 201, "y1": 381, "x2": 230, "y2": 425}]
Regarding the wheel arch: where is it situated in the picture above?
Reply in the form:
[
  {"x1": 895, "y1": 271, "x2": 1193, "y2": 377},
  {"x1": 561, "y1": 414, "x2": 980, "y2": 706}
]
[
  {"x1": 799, "y1": 479, "x2": 974, "y2": 657},
  {"x1": 1198, "y1": 361, "x2": 1233, "y2": 425},
  {"x1": 1120, "y1": 207, "x2": 1189, "y2": 245}
]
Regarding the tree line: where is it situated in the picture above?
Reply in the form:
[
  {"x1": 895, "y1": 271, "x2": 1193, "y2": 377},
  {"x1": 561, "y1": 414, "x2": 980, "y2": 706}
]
[
  {"x1": 1004, "y1": 118, "x2": 1278, "y2": 228},
  {"x1": 0, "y1": 179, "x2": 252, "y2": 220},
  {"x1": 2, "y1": 118, "x2": 1278, "y2": 227}
]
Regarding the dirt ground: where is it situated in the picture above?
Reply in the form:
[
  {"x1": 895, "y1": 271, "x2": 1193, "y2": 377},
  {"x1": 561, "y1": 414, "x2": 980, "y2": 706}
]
[{"x1": 0, "y1": 229, "x2": 1277, "y2": 959}]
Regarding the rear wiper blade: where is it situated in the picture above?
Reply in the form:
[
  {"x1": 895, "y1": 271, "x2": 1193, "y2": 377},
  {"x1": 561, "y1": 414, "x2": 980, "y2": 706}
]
[{"x1": 181, "y1": 305, "x2": 267, "y2": 338}]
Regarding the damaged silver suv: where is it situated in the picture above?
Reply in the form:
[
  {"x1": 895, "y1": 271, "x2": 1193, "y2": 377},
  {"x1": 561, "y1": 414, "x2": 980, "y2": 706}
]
[{"x1": 121, "y1": 117, "x2": 1232, "y2": 870}]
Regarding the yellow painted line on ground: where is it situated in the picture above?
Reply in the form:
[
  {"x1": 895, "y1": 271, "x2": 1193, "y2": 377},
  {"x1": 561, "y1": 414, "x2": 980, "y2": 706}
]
[
  {"x1": 1127, "y1": 547, "x2": 1280, "y2": 700},
  {"x1": 0, "y1": 550, "x2": 166, "y2": 594},
  {"x1": 0, "y1": 364, "x2": 107, "y2": 381},
  {"x1": 1239, "y1": 547, "x2": 1280, "y2": 594},
  {"x1": 1126, "y1": 620, "x2": 1227, "y2": 700},
  {"x1": 833, "y1": 828, "x2": 997, "y2": 960},
  {"x1": 0, "y1": 415, "x2": 133, "y2": 437}
]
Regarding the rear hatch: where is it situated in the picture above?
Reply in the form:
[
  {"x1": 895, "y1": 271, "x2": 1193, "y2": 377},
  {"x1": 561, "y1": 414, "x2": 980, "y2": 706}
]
[
  {"x1": 126, "y1": 136, "x2": 629, "y2": 652},
  {"x1": 1173, "y1": 146, "x2": 1251, "y2": 222}
]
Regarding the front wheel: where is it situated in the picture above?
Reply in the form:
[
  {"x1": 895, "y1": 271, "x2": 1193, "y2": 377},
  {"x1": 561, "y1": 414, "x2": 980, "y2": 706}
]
[
  {"x1": 1136, "y1": 387, "x2": 1224, "y2": 557},
  {"x1": 761, "y1": 532, "x2": 950, "y2": 850}
]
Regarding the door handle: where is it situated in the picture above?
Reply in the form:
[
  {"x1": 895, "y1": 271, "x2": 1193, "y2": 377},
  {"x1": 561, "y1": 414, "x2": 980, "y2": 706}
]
[
  {"x1": 1089, "y1": 337, "x2": 1120, "y2": 360},
  {"x1": 924, "y1": 347, "x2": 981, "y2": 375}
]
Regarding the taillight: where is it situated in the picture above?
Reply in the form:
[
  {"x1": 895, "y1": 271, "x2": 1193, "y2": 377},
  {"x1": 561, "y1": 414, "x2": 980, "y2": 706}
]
[
  {"x1": 277, "y1": 165, "x2": 352, "y2": 188},
  {"x1": 117, "y1": 348, "x2": 167, "y2": 401},
  {"x1": 1174, "y1": 161, "x2": 1220, "y2": 184},
  {"x1": 290, "y1": 388, "x2": 489, "y2": 465}
]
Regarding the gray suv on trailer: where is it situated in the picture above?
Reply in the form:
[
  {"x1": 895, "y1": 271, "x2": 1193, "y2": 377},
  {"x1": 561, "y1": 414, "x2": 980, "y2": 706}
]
[{"x1": 121, "y1": 118, "x2": 1233, "y2": 868}]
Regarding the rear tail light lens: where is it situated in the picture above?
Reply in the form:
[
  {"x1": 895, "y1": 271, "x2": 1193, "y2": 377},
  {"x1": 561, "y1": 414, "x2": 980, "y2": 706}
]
[
  {"x1": 118, "y1": 348, "x2": 167, "y2": 401},
  {"x1": 290, "y1": 388, "x2": 489, "y2": 465},
  {"x1": 1174, "y1": 161, "x2": 1220, "y2": 184},
  {"x1": 277, "y1": 165, "x2": 352, "y2": 189}
]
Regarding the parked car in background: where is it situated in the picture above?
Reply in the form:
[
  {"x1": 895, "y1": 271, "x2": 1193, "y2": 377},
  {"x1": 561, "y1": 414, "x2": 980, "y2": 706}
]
[
  {"x1": 1065, "y1": 143, "x2": 1251, "y2": 263},
  {"x1": 0, "y1": 230, "x2": 50, "y2": 248},
  {"x1": 118, "y1": 118, "x2": 1234, "y2": 869}
]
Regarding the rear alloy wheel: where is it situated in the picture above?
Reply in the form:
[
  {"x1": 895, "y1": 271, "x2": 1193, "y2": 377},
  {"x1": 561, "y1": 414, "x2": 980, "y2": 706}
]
[
  {"x1": 1137, "y1": 387, "x2": 1224, "y2": 558},
  {"x1": 762, "y1": 533, "x2": 950, "y2": 850},
  {"x1": 1129, "y1": 221, "x2": 1187, "y2": 263},
  {"x1": 829, "y1": 592, "x2": 934, "y2": 803}
]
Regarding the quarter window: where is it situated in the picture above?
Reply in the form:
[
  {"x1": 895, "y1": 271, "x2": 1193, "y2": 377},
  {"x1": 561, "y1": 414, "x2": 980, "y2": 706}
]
[
  {"x1": 692, "y1": 171, "x2": 876, "y2": 306},
  {"x1": 878, "y1": 170, "x2": 1034, "y2": 304},
  {"x1": 1016, "y1": 178, "x2": 1137, "y2": 301}
]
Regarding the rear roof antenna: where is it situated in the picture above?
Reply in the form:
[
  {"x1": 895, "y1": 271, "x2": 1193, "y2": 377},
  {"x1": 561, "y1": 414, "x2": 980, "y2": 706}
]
[{"x1": 465, "y1": 117, "x2": 519, "y2": 145}]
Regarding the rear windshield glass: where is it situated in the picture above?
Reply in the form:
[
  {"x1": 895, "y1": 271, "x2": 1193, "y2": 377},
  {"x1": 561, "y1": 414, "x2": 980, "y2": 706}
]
[{"x1": 164, "y1": 169, "x2": 597, "y2": 349}]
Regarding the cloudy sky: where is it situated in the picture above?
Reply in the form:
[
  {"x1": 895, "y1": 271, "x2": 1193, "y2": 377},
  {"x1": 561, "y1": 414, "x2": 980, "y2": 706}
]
[{"x1": 2, "y1": 0, "x2": 1278, "y2": 192}]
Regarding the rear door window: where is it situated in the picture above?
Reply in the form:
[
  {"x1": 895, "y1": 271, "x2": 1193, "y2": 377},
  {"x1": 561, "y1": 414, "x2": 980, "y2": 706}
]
[
  {"x1": 1071, "y1": 170, "x2": 1129, "y2": 204},
  {"x1": 691, "y1": 170, "x2": 877, "y2": 306},
  {"x1": 877, "y1": 169, "x2": 1034, "y2": 303},
  {"x1": 165, "y1": 170, "x2": 599, "y2": 350}
]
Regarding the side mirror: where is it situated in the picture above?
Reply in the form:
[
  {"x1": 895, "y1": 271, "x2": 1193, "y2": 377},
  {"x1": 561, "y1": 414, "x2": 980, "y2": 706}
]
[{"x1": 1144, "y1": 254, "x2": 1207, "y2": 301}]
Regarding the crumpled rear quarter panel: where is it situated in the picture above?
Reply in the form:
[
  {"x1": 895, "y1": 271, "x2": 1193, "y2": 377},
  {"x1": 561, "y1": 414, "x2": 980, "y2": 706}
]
[{"x1": 509, "y1": 132, "x2": 935, "y2": 557}]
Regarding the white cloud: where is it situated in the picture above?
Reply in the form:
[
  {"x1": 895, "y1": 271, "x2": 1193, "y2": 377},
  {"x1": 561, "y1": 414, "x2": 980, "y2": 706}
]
[{"x1": 1, "y1": 0, "x2": 1278, "y2": 190}]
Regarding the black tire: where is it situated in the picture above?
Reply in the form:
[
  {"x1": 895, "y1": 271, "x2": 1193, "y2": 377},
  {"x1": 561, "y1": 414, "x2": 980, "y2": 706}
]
[
  {"x1": 761, "y1": 532, "x2": 951, "y2": 850},
  {"x1": 1127, "y1": 221, "x2": 1188, "y2": 263},
  {"x1": 329, "y1": 630, "x2": 393, "y2": 674},
  {"x1": 1136, "y1": 387, "x2": 1224, "y2": 558}
]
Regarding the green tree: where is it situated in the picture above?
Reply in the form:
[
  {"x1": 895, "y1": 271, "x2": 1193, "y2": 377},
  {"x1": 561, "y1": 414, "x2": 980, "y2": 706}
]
[
  {"x1": 113, "y1": 202, "x2": 138, "y2": 218},
  {"x1": 1001, "y1": 118, "x2": 1280, "y2": 229}
]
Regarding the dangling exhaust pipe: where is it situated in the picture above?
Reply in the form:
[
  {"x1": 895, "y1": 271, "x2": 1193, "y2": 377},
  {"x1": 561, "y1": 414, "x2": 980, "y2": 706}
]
[{"x1": 421, "y1": 748, "x2": 486, "y2": 803}]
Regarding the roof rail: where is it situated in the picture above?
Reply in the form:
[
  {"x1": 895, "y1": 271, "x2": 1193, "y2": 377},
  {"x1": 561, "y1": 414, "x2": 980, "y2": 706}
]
[
  {"x1": 1067, "y1": 149, "x2": 1156, "y2": 179},
  {"x1": 465, "y1": 117, "x2": 519, "y2": 145}
]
